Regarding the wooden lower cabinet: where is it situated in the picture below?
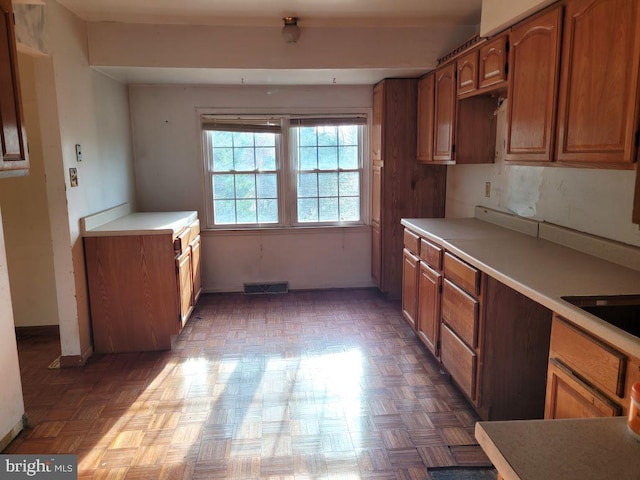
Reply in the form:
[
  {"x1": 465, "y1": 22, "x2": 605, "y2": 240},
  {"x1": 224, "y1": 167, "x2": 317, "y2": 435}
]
[
  {"x1": 441, "y1": 324, "x2": 477, "y2": 400},
  {"x1": 417, "y1": 262, "x2": 441, "y2": 357},
  {"x1": 401, "y1": 248, "x2": 419, "y2": 329},
  {"x1": 545, "y1": 358, "x2": 621, "y2": 419},
  {"x1": 85, "y1": 219, "x2": 202, "y2": 353}
]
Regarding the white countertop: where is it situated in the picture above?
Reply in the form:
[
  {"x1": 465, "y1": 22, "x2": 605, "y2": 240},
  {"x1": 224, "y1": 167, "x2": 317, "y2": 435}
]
[
  {"x1": 82, "y1": 211, "x2": 197, "y2": 238},
  {"x1": 475, "y1": 417, "x2": 640, "y2": 480},
  {"x1": 401, "y1": 217, "x2": 640, "y2": 358}
]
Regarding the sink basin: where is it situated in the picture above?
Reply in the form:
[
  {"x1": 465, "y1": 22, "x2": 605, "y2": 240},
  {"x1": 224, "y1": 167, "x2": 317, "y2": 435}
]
[{"x1": 562, "y1": 295, "x2": 640, "y2": 339}]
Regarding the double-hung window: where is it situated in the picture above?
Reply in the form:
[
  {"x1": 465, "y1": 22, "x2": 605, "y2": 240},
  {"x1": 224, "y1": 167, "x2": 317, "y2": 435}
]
[{"x1": 202, "y1": 114, "x2": 367, "y2": 228}]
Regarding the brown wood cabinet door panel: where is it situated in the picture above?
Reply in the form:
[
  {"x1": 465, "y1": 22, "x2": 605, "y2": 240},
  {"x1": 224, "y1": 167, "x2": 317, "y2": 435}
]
[
  {"x1": 177, "y1": 248, "x2": 194, "y2": 327},
  {"x1": 417, "y1": 262, "x2": 441, "y2": 356},
  {"x1": 433, "y1": 63, "x2": 457, "y2": 162},
  {"x1": 457, "y1": 50, "x2": 478, "y2": 95},
  {"x1": 191, "y1": 235, "x2": 202, "y2": 305},
  {"x1": 441, "y1": 279, "x2": 479, "y2": 349},
  {"x1": 479, "y1": 36, "x2": 508, "y2": 89},
  {"x1": 506, "y1": 6, "x2": 562, "y2": 162},
  {"x1": 417, "y1": 74, "x2": 435, "y2": 163},
  {"x1": 441, "y1": 325, "x2": 477, "y2": 401},
  {"x1": 371, "y1": 223, "x2": 381, "y2": 289},
  {"x1": 550, "y1": 316, "x2": 626, "y2": 398},
  {"x1": 556, "y1": 0, "x2": 640, "y2": 165},
  {"x1": 0, "y1": 0, "x2": 28, "y2": 169},
  {"x1": 403, "y1": 228, "x2": 420, "y2": 253},
  {"x1": 372, "y1": 83, "x2": 384, "y2": 165},
  {"x1": 419, "y1": 238, "x2": 442, "y2": 270},
  {"x1": 371, "y1": 165, "x2": 382, "y2": 225},
  {"x1": 443, "y1": 252, "x2": 480, "y2": 296},
  {"x1": 402, "y1": 249, "x2": 420, "y2": 330},
  {"x1": 545, "y1": 359, "x2": 621, "y2": 419}
]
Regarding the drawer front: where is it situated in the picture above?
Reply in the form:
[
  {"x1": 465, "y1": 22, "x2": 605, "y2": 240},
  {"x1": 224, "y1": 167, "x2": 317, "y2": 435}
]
[
  {"x1": 441, "y1": 324, "x2": 477, "y2": 401},
  {"x1": 403, "y1": 229, "x2": 420, "y2": 254},
  {"x1": 441, "y1": 279, "x2": 479, "y2": 348},
  {"x1": 444, "y1": 252, "x2": 480, "y2": 296},
  {"x1": 173, "y1": 219, "x2": 200, "y2": 254},
  {"x1": 419, "y1": 238, "x2": 442, "y2": 270},
  {"x1": 550, "y1": 316, "x2": 626, "y2": 398}
]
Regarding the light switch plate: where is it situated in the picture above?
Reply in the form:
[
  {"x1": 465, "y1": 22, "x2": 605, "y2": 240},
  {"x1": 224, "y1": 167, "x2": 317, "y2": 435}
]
[
  {"x1": 69, "y1": 168, "x2": 78, "y2": 187},
  {"x1": 75, "y1": 144, "x2": 82, "y2": 162}
]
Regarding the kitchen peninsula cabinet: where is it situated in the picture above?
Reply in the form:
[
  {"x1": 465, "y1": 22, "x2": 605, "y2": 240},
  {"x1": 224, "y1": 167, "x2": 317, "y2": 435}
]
[
  {"x1": 556, "y1": 0, "x2": 640, "y2": 167},
  {"x1": 82, "y1": 208, "x2": 201, "y2": 353},
  {"x1": 371, "y1": 79, "x2": 446, "y2": 299},
  {"x1": 505, "y1": 6, "x2": 562, "y2": 163},
  {"x1": 0, "y1": 0, "x2": 28, "y2": 175}
]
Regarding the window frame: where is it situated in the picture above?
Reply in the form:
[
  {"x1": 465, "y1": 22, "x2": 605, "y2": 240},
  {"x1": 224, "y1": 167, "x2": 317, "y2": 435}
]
[{"x1": 200, "y1": 109, "x2": 370, "y2": 230}]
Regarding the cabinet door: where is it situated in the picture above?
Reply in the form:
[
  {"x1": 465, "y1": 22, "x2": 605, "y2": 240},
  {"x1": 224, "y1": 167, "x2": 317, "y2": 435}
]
[
  {"x1": 556, "y1": 0, "x2": 640, "y2": 166},
  {"x1": 417, "y1": 74, "x2": 435, "y2": 163},
  {"x1": 371, "y1": 223, "x2": 381, "y2": 289},
  {"x1": 545, "y1": 359, "x2": 621, "y2": 419},
  {"x1": 417, "y1": 262, "x2": 441, "y2": 356},
  {"x1": 190, "y1": 235, "x2": 202, "y2": 305},
  {"x1": 371, "y1": 82, "x2": 384, "y2": 165},
  {"x1": 433, "y1": 63, "x2": 457, "y2": 162},
  {"x1": 478, "y1": 35, "x2": 508, "y2": 89},
  {"x1": 457, "y1": 50, "x2": 478, "y2": 96},
  {"x1": 176, "y1": 248, "x2": 194, "y2": 327},
  {"x1": 401, "y1": 248, "x2": 419, "y2": 330},
  {"x1": 0, "y1": 0, "x2": 28, "y2": 171},
  {"x1": 506, "y1": 7, "x2": 562, "y2": 162}
]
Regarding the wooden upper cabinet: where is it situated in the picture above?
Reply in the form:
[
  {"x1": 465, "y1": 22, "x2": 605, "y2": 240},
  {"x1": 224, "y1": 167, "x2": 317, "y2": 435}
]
[
  {"x1": 556, "y1": 0, "x2": 640, "y2": 167},
  {"x1": 457, "y1": 50, "x2": 478, "y2": 96},
  {"x1": 433, "y1": 62, "x2": 457, "y2": 162},
  {"x1": 0, "y1": 0, "x2": 29, "y2": 173},
  {"x1": 371, "y1": 83, "x2": 384, "y2": 165},
  {"x1": 479, "y1": 35, "x2": 508, "y2": 89},
  {"x1": 506, "y1": 6, "x2": 563, "y2": 163},
  {"x1": 417, "y1": 74, "x2": 435, "y2": 163}
]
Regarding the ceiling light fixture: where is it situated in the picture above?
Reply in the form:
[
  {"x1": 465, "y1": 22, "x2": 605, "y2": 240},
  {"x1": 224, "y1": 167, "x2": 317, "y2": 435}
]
[{"x1": 282, "y1": 17, "x2": 300, "y2": 44}]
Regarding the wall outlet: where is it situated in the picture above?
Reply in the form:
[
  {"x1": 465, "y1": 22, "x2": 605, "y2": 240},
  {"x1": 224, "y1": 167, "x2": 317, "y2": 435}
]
[
  {"x1": 69, "y1": 168, "x2": 78, "y2": 187},
  {"x1": 485, "y1": 182, "x2": 491, "y2": 198},
  {"x1": 75, "y1": 144, "x2": 82, "y2": 162}
]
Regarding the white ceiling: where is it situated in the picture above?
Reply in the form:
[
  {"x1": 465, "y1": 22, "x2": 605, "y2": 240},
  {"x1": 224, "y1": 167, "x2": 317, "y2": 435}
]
[
  {"x1": 55, "y1": 0, "x2": 482, "y2": 85},
  {"x1": 56, "y1": 0, "x2": 482, "y2": 27}
]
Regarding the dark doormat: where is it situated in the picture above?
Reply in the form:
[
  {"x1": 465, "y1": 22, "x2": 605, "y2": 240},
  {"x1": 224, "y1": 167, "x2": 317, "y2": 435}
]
[{"x1": 427, "y1": 466, "x2": 498, "y2": 480}]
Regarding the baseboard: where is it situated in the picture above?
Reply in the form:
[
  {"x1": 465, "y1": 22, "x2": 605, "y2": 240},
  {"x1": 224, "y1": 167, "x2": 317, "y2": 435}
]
[
  {"x1": 0, "y1": 416, "x2": 25, "y2": 452},
  {"x1": 59, "y1": 344, "x2": 93, "y2": 368}
]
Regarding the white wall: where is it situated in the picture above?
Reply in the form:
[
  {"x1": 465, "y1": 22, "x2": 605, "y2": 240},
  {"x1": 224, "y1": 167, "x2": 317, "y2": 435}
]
[
  {"x1": 39, "y1": 0, "x2": 136, "y2": 359},
  {"x1": 480, "y1": 0, "x2": 556, "y2": 36},
  {"x1": 446, "y1": 100, "x2": 640, "y2": 247},
  {"x1": 0, "y1": 53, "x2": 59, "y2": 327},
  {"x1": 129, "y1": 84, "x2": 374, "y2": 292},
  {"x1": 0, "y1": 207, "x2": 25, "y2": 447}
]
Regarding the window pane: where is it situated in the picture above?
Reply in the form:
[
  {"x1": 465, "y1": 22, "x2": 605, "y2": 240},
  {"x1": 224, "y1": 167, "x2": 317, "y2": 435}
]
[
  {"x1": 213, "y1": 174, "x2": 235, "y2": 199},
  {"x1": 299, "y1": 127, "x2": 317, "y2": 146},
  {"x1": 318, "y1": 147, "x2": 338, "y2": 170},
  {"x1": 236, "y1": 199, "x2": 257, "y2": 223},
  {"x1": 299, "y1": 147, "x2": 317, "y2": 170},
  {"x1": 234, "y1": 148, "x2": 255, "y2": 171},
  {"x1": 235, "y1": 174, "x2": 256, "y2": 199},
  {"x1": 257, "y1": 199, "x2": 278, "y2": 223},
  {"x1": 214, "y1": 199, "x2": 236, "y2": 224},
  {"x1": 298, "y1": 198, "x2": 318, "y2": 222},
  {"x1": 233, "y1": 131, "x2": 253, "y2": 147},
  {"x1": 256, "y1": 147, "x2": 276, "y2": 170},
  {"x1": 317, "y1": 126, "x2": 338, "y2": 146},
  {"x1": 255, "y1": 132, "x2": 275, "y2": 147},
  {"x1": 212, "y1": 131, "x2": 233, "y2": 147},
  {"x1": 256, "y1": 173, "x2": 278, "y2": 198},
  {"x1": 339, "y1": 197, "x2": 360, "y2": 221},
  {"x1": 319, "y1": 197, "x2": 339, "y2": 221},
  {"x1": 318, "y1": 172, "x2": 338, "y2": 197},
  {"x1": 339, "y1": 172, "x2": 359, "y2": 196},
  {"x1": 298, "y1": 173, "x2": 318, "y2": 198},
  {"x1": 338, "y1": 146, "x2": 358, "y2": 169},
  {"x1": 338, "y1": 125, "x2": 358, "y2": 145},
  {"x1": 212, "y1": 148, "x2": 234, "y2": 171}
]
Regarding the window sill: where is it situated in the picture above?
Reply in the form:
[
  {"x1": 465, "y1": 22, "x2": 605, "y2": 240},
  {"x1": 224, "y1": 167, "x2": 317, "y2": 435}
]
[{"x1": 202, "y1": 224, "x2": 371, "y2": 236}]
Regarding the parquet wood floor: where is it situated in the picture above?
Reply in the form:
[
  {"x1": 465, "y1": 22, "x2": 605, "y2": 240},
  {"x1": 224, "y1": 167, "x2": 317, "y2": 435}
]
[{"x1": 7, "y1": 289, "x2": 491, "y2": 479}]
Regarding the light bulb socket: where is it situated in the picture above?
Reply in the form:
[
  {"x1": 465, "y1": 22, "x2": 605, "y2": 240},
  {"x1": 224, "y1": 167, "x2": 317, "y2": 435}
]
[{"x1": 282, "y1": 17, "x2": 300, "y2": 44}]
